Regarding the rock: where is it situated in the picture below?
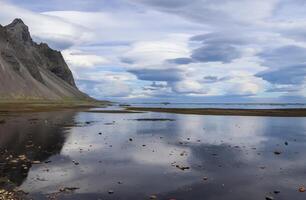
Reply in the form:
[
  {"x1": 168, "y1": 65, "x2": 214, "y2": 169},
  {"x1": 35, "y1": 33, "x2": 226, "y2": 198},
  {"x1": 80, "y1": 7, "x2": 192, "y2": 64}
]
[
  {"x1": 18, "y1": 155, "x2": 27, "y2": 160},
  {"x1": 108, "y1": 190, "x2": 114, "y2": 194},
  {"x1": 150, "y1": 195, "x2": 157, "y2": 199},
  {"x1": 265, "y1": 196, "x2": 274, "y2": 200},
  {"x1": 203, "y1": 177, "x2": 208, "y2": 181},
  {"x1": 129, "y1": 138, "x2": 133, "y2": 141},
  {"x1": 72, "y1": 160, "x2": 79, "y2": 165},
  {"x1": 175, "y1": 165, "x2": 190, "y2": 171},
  {"x1": 273, "y1": 190, "x2": 280, "y2": 194},
  {"x1": 274, "y1": 151, "x2": 281, "y2": 155},
  {"x1": 285, "y1": 141, "x2": 288, "y2": 145},
  {"x1": 59, "y1": 187, "x2": 80, "y2": 192},
  {"x1": 299, "y1": 186, "x2": 306, "y2": 192}
]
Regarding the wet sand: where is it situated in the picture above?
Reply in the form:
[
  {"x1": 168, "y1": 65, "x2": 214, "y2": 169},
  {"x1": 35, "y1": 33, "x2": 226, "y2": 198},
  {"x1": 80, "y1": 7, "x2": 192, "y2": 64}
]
[{"x1": 127, "y1": 107, "x2": 306, "y2": 117}]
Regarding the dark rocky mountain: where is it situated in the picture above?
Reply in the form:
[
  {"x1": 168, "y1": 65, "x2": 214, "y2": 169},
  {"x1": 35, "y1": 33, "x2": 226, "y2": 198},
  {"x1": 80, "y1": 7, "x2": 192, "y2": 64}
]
[{"x1": 0, "y1": 18, "x2": 92, "y2": 101}]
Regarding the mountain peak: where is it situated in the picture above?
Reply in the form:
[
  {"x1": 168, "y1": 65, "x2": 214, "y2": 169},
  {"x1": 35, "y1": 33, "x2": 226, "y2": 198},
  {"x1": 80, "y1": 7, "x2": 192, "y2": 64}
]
[
  {"x1": 11, "y1": 18, "x2": 25, "y2": 25},
  {"x1": 5, "y1": 18, "x2": 32, "y2": 44},
  {"x1": 0, "y1": 18, "x2": 92, "y2": 101}
]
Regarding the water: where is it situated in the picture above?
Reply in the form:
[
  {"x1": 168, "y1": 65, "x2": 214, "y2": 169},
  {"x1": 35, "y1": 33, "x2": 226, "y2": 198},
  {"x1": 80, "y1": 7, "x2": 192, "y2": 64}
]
[
  {"x1": 1, "y1": 109, "x2": 306, "y2": 199},
  {"x1": 126, "y1": 103, "x2": 306, "y2": 109}
]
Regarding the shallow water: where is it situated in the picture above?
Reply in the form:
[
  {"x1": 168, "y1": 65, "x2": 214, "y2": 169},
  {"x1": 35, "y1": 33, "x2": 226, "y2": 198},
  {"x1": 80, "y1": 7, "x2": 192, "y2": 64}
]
[{"x1": 1, "y1": 109, "x2": 306, "y2": 199}]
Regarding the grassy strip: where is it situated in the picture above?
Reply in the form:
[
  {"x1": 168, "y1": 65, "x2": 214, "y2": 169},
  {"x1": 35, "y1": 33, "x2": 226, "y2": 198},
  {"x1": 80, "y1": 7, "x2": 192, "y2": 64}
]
[
  {"x1": 126, "y1": 107, "x2": 306, "y2": 117},
  {"x1": 0, "y1": 100, "x2": 111, "y2": 113}
]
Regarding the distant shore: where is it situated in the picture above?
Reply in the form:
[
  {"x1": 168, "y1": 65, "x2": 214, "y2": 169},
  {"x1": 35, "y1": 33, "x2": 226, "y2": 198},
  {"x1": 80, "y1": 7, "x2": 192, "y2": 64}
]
[{"x1": 126, "y1": 107, "x2": 306, "y2": 117}]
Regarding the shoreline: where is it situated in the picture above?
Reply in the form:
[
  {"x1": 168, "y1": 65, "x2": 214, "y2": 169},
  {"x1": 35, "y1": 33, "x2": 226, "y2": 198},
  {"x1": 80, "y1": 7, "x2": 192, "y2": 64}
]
[
  {"x1": 0, "y1": 100, "x2": 111, "y2": 113},
  {"x1": 126, "y1": 107, "x2": 306, "y2": 117}
]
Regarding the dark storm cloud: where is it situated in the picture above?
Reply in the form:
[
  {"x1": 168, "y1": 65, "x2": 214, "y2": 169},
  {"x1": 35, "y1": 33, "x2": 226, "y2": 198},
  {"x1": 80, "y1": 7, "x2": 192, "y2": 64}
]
[
  {"x1": 128, "y1": 68, "x2": 184, "y2": 82},
  {"x1": 257, "y1": 65, "x2": 306, "y2": 85}
]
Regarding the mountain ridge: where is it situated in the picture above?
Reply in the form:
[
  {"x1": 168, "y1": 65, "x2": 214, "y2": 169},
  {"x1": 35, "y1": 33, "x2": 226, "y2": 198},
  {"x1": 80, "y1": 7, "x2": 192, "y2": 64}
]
[{"x1": 0, "y1": 18, "x2": 93, "y2": 102}]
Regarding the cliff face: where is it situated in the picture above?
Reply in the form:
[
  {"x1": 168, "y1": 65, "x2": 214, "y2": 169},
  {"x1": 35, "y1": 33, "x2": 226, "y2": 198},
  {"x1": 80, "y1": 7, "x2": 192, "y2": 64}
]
[{"x1": 0, "y1": 19, "x2": 92, "y2": 101}]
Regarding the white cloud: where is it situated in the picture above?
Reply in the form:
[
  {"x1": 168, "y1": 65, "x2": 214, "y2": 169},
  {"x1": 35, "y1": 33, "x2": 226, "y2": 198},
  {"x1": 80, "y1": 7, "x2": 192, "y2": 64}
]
[
  {"x1": 62, "y1": 49, "x2": 109, "y2": 68},
  {"x1": 122, "y1": 34, "x2": 191, "y2": 67}
]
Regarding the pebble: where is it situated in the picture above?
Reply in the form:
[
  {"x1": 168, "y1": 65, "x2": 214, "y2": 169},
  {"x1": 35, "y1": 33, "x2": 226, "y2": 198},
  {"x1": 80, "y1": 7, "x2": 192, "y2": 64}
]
[
  {"x1": 265, "y1": 196, "x2": 274, "y2": 200},
  {"x1": 299, "y1": 186, "x2": 306, "y2": 192}
]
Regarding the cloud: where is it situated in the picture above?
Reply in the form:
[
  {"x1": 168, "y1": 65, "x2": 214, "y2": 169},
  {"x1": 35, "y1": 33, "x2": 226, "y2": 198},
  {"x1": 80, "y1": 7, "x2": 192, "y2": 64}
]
[
  {"x1": 76, "y1": 71, "x2": 137, "y2": 98},
  {"x1": 130, "y1": 0, "x2": 278, "y2": 25},
  {"x1": 128, "y1": 68, "x2": 184, "y2": 82},
  {"x1": 77, "y1": 79, "x2": 132, "y2": 98},
  {"x1": 191, "y1": 44, "x2": 241, "y2": 63},
  {"x1": 257, "y1": 65, "x2": 306, "y2": 85},
  {"x1": 190, "y1": 32, "x2": 250, "y2": 45},
  {"x1": 202, "y1": 76, "x2": 231, "y2": 83},
  {"x1": 62, "y1": 49, "x2": 109, "y2": 68},
  {"x1": 167, "y1": 57, "x2": 193, "y2": 65},
  {"x1": 169, "y1": 31, "x2": 252, "y2": 64},
  {"x1": 256, "y1": 45, "x2": 306, "y2": 88},
  {"x1": 121, "y1": 35, "x2": 191, "y2": 67},
  {"x1": 257, "y1": 45, "x2": 306, "y2": 68}
]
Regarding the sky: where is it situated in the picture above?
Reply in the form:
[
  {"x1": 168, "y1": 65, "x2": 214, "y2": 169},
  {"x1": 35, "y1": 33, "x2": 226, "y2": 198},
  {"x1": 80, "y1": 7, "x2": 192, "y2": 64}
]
[{"x1": 0, "y1": 0, "x2": 306, "y2": 103}]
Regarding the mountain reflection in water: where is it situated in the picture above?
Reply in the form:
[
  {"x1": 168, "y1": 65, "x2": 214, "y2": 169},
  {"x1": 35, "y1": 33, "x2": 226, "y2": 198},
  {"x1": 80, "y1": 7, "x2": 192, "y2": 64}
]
[{"x1": 0, "y1": 110, "x2": 306, "y2": 200}]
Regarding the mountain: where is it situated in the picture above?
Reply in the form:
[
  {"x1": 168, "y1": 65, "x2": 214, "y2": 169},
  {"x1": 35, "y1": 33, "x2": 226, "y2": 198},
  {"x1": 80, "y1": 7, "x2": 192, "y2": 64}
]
[{"x1": 0, "y1": 18, "x2": 93, "y2": 102}]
